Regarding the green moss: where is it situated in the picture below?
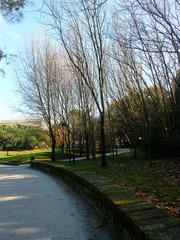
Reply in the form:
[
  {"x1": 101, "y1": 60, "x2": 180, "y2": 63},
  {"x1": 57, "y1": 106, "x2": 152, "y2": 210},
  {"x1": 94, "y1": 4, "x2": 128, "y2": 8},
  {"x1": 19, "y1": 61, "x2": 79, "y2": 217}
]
[{"x1": 114, "y1": 199, "x2": 143, "y2": 206}]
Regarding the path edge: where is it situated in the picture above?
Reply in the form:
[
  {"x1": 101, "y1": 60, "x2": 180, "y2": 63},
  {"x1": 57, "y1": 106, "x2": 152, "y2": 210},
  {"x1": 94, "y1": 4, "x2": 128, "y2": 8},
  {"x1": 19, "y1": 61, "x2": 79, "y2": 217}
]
[{"x1": 31, "y1": 161, "x2": 180, "y2": 240}]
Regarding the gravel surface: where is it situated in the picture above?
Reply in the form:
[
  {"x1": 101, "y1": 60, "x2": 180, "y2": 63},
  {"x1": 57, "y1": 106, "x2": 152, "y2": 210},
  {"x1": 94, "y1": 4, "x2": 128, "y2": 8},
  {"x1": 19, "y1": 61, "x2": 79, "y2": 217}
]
[{"x1": 0, "y1": 164, "x2": 114, "y2": 240}]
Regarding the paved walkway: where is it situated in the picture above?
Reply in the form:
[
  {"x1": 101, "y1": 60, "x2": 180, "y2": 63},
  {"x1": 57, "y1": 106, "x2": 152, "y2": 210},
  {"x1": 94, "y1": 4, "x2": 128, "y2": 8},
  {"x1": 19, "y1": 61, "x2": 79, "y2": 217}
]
[
  {"x1": 60, "y1": 148, "x2": 130, "y2": 162},
  {"x1": 0, "y1": 165, "x2": 113, "y2": 240}
]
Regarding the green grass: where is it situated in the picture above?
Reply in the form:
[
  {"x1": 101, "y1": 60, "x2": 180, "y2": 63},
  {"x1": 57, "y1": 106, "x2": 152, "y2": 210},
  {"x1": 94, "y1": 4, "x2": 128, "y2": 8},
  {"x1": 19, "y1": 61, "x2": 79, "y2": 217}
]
[
  {"x1": 0, "y1": 148, "x2": 52, "y2": 164},
  {"x1": 52, "y1": 153, "x2": 180, "y2": 215},
  {"x1": 0, "y1": 148, "x2": 71, "y2": 165}
]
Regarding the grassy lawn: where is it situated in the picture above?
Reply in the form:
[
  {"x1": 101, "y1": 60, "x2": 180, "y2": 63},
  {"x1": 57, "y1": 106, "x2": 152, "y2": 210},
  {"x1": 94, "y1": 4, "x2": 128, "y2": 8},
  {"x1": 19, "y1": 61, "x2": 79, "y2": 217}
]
[
  {"x1": 52, "y1": 153, "x2": 180, "y2": 216},
  {"x1": 0, "y1": 148, "x2": 70, "y2": 165},
  {"x1": 0, "y1": 148, "x2": 52, "y2": 164}
]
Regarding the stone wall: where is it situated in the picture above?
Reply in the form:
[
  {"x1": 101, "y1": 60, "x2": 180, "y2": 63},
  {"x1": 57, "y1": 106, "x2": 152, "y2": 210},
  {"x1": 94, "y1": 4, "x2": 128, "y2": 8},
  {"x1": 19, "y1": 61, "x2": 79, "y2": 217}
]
[{"x1": 31, "y1": 161, "x2": 180, "y2": 240}]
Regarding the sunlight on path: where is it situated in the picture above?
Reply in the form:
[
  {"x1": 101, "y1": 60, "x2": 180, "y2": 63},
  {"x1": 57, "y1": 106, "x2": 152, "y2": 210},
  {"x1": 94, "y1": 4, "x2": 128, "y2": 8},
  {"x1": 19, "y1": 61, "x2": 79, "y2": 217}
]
[{"x1": 0, "y1": 165, "x2": 113, "y2": 240}]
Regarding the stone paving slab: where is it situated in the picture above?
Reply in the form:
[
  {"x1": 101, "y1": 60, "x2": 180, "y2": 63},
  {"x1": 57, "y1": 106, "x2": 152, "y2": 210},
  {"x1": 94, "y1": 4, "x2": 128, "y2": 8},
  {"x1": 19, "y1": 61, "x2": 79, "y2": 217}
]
[
  {"x1": 146, "y1": 225, "x2": 180, "y2": 240},
  {"x1": 106, "y1": 191, "x2": 145, "y2": 206},
  {"x1": 98, "y1": 184, "x2": 126, "y2": 192},
  {"x1": 139, "y1": 216, "x2": 180, "y2": 231},
  {"x1": 119, "y1": 202, "x2": 155, "y2": 213},
  {"x1": 127, "y1": 208, "x2": 169, "y2": 222}
]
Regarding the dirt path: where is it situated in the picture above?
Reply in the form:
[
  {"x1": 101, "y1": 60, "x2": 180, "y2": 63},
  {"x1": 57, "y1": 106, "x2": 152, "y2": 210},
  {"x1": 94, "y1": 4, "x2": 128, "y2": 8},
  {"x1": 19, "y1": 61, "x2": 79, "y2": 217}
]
[{"x1": 0, "y1": 164, "x2": 113, "y2": 240}]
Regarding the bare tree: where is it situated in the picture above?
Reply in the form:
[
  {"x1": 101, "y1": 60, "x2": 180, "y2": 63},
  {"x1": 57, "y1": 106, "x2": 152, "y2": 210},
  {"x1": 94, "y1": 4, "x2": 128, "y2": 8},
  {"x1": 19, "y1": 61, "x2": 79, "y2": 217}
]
[
  {"x1": 16, "y1": 38, "x2": 63, "y2": 161},
  {"x1": 44, "y1": 0, "x2": 109, "y2": 167},
  {"x1": 71, "y1": 60, "x2": 97, "y2": 160},
  {"x1": 108, "y1": 0, "x2": 179, "y2": 156}
]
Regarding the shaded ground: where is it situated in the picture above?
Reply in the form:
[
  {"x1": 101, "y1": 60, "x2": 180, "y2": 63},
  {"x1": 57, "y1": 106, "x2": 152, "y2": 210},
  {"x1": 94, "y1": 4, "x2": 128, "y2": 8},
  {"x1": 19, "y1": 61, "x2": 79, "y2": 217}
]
[
  {"x1": 0, "y1": 164, "x2": 113, "y2": 240},
  {"x1": 60, "y1": 148, "x2": 130, "y2": 162},
  {"x1": 53, "y1": 153, "x2": 180, "y2": 217}
]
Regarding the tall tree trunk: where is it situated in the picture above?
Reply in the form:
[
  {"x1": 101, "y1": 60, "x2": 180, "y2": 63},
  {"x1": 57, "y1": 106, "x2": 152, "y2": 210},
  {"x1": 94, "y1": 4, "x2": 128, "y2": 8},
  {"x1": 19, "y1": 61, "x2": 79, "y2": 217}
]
[
  {"x1": 61, "y1": 131, "x2": 65, "y2": 153},
  {"x1": 115, "y1": 144, "x2": 118, "y2": 156},
  {"x1": 100, "y1": 113, "x2": 107, "y2": 167},
  {"x1": 85, "y1": 131, "x2": 90, "y2": 161},
  {"x1": 72, "y1": 130, "x2": 75, "y2": 164},
  {"x1": 90, "y1": 123, "x2": 96, "y2": 159},
  {"x1": 72, "y1": 140, "x2": 75, "y2": 164},
  {"x1": 91, "y1": 145, "x2": 96, "y2": 159},
  {"x1": 61, "y1": 143, "x2": 64, "y2": 154},
  {"x1": 68, "y1": 130, "x2": 71, "y2": 163},
  {"x1": 79, "y1": 136, "x2": 83, "y2": 157},
  {"x1": 51, "y1": 135, "x2": 56, "y2": 161}
]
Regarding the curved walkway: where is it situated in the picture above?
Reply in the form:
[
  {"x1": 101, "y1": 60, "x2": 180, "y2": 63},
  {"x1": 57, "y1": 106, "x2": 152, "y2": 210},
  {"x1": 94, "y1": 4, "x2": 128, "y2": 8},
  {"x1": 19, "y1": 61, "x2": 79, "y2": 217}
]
[
  {"x1": 0, "y1": 165, "x2": 113, "y2": 240},
  {"x1": 60, "y1": 148, "x2": 130, "y2": 162}
]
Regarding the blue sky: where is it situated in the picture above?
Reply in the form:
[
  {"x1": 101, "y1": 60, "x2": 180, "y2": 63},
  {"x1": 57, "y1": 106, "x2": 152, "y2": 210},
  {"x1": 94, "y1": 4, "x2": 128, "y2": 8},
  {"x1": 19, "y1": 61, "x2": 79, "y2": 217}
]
[
  {"x1": 0, "y1": 0, "x2": 115, "y2": 121},
  {"x1": 0, "y1": 2, "x2": 45, "y2": 120}
]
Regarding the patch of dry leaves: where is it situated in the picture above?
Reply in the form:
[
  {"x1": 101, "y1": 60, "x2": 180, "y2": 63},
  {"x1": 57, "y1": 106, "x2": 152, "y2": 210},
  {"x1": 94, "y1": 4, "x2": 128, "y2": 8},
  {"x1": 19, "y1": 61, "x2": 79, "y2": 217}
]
[{"x1": 116, "y1": 160, "x2": 180, "y2": 217}]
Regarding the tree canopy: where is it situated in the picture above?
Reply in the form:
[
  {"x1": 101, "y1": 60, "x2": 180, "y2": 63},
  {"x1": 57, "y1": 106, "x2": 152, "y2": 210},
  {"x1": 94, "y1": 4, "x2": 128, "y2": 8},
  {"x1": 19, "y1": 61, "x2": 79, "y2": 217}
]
[
  {"x1": 0, "y1": 0, "x2": 26, "y2": 22},
  {"x1": 0, "y1": 125, "x2": 49, "y2": 150}
]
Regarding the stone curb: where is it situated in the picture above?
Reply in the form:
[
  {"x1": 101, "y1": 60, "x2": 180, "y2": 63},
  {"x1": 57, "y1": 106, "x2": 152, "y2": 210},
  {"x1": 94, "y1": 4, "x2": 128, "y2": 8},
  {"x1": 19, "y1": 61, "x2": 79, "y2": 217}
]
[{"x1": 31, "y1": 161, "x2": 180, "y2": 240}]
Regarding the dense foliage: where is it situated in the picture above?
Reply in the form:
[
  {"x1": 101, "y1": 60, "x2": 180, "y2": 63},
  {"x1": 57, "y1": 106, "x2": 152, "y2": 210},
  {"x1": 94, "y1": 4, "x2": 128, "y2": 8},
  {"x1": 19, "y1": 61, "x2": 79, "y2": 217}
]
[{"x1": 0, "y1": 125, "x2": 49, "y2": 150}]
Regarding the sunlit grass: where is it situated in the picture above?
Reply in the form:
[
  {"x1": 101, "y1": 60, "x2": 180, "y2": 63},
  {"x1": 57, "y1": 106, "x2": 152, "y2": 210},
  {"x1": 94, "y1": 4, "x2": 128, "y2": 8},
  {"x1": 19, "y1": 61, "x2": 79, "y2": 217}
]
[
  {"x1": 0, "y1": 148, "x2": 50, "y2": 158},
  {"x1": 0, "y1": 148, "x2": 71, "y2": 165},
  {"x1": 0, "y1": 148, "x2": 51, "y2": 164}
]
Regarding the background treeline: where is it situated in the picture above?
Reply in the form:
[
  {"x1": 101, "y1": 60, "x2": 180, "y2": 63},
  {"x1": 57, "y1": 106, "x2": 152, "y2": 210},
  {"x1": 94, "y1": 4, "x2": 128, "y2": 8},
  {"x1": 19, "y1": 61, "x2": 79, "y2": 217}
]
[
  {"x1": 15, "y1": 0, "x2": 180, "y2": 165},
  {"x1": 0, "y1": 125, "x2": 49, "y2": 150}
]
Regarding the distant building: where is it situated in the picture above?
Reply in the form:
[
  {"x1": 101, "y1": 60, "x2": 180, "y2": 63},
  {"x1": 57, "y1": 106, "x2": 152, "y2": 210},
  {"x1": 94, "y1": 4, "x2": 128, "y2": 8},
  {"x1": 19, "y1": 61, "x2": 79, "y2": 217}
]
[{"x1": 0, "y1": 119, "x2": 43, "y2": 128}]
